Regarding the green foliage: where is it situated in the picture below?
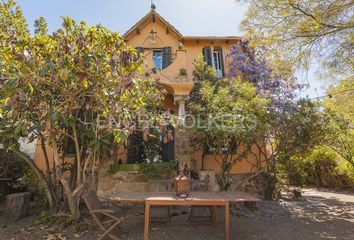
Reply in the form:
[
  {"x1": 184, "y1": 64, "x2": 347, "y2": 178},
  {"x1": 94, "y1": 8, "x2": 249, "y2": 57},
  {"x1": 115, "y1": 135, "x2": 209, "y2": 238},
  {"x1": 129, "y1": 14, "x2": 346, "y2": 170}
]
[
  {"x1": 34, "y1": 16, "x2": 48, "y2": 36},
  {"x1": 0, "y1": 15, "x2": 164, "y2": 152},
  {"x1": 143, "y1": 127, "x2": 163, "y2": 163},
  {"x1": 0, "y1": 1, "x2": 166, "y2": 219},
  {"x1": 239, "y1": 0, "x2": 353, "y2": 79},
  {"x1": 20, "y1": 169, "x2": 48, "y2": 204},
  {"x1": 278, "y1": 155, "x2": 306, "y2": 187},
  {"x1": 188, "y1": 58, "x2": 271, "y2": 189},
  {"x1": 139, "y1": 161, "x2": 177, "y2": 180},
  {"x1": 179, "y1": 68, "x2": 187, "y2": 77},
  {"x1": 338, "y1": 161, "x2": 354, "y2": 181},
  {"x1": 189, "y1": 59, "x2": 270, "y2": 149},
  {"x1": 325, "y1": 77, "x2": 354, "y2": 124},
  {"x1": 190, "y1": 55, "x2": 216, "y2": 103},
  {"x1": 277, "y1": 100, "x2": 328, "y2": 155},
  {"x1": 304, "y1": 146, "x2": 339, "y2": 187},
  {"x1": 0, "y1": 0, "x2": 29, "y2": 38},
  {"x1": 320, "y1": 109, "x2": 354, "y2": 169},
  {"x1": 4, "y1": 153, "x2": 28, "y2": 179},
  {"x1": 280, "y1": 146, "x2": 354, "y2": 189}
]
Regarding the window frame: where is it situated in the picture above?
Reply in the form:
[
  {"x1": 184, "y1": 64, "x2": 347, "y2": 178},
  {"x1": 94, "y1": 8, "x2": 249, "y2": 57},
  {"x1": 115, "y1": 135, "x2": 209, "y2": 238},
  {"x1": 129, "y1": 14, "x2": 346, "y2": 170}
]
[
  {"x1": 153, "y1": 50, "x2": 163, "y2": 70},
  {"x1": 212, "y1": 50, "x2": 223, "y2": 78}
]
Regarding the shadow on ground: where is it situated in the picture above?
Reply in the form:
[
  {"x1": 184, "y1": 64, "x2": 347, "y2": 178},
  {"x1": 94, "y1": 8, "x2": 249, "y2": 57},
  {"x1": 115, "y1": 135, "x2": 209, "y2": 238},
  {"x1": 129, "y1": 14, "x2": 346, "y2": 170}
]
[{"x1": 1, "y1": 189, "x2": 354, "y2": 240}]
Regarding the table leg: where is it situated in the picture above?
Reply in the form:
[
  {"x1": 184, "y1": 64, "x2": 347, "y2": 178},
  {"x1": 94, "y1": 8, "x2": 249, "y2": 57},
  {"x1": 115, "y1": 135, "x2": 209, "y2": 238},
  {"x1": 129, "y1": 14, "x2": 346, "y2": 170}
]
[
  {"x1": 212, "y1": 206, "x2": 217, "y2": 228},
  {"x1": 144, "y1": 202, "x2": 150, "y2": 240},
  {"x1": 225, "y1": 203, "x2": 230, "y2": 240}
]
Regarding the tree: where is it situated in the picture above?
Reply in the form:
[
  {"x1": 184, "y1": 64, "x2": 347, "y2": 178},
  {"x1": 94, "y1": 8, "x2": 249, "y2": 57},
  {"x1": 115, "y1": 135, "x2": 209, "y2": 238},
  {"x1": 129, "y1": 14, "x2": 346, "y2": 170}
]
[
  {"x1": 321, "y1": 77, "x2": 354, "y2": 170},
  {"x1": 0, "y1": 0, "x2": 28, "y2": 38},
  {"x1": 254, "y1": 99, "x2": 354, "y2": 198},
  {"x1": 227, "y1": 40, "x2": 305, "y2": 104},
  {"x1": 188, "y1": 57, "x2": 270, "y2": 190},
  {"x1": 238, "y1": 0, "x2": 354, "y2": 80},
  {"x1": 226, "y1": 41, "x2": 328, "y2": 199},
  {"x1": 248, "y1": 99, "x2": 332, "y2": 199},
  {"x1": 321, "y1": 110, "x2": 354, "y2": 170},
  {"x1": 0, "y1": 10, "x2": 164, "y2": 220},
  {"x1": 325, "y1": 77, "x2": 354, "y2": 124}
]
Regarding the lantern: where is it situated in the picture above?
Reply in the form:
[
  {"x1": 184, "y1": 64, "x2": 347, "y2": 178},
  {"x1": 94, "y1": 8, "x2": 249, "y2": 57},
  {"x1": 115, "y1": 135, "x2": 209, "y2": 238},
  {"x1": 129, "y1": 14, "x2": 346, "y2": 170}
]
[{"x1": 175, "y1": 163, "x2": 190, "y2": 197}]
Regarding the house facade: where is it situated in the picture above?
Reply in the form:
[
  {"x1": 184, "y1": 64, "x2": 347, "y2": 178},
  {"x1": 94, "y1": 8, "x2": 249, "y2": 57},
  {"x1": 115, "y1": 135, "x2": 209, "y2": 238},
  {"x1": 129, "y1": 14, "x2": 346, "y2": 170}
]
[{"x1": 33, "y1": 6, "x2": 262, "y2": 188}]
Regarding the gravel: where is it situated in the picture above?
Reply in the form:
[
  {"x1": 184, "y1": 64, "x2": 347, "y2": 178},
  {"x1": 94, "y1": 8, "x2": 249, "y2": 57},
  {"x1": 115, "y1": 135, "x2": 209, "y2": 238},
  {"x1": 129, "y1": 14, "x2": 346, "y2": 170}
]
[{"x1": 1, "y1": 188, "x2": 353, "y2": 240}]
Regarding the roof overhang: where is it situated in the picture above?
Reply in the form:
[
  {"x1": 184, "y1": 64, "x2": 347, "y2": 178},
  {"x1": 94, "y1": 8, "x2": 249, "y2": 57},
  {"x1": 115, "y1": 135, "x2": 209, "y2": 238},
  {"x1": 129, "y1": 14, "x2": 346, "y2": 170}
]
[
  {"x1": 123, "y1": 9, "x2": 242, "y2": 44},
  {"x1": 182, "y1": 36, "x2": 242, "y2": 44},
  {"x1": 124, "y1": 10, "x2": 183, "y2": 41}
]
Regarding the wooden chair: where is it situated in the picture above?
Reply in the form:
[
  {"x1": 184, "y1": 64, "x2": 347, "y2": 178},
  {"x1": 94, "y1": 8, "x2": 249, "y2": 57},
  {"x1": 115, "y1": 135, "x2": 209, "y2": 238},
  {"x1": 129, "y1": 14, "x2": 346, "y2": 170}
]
[
  {"x1": 189, "y1": 179, "x2": 213, "y2": 222},
  {"x1": 148, "y1": 180, "x2": 172, "y2": 223},
  {"x1": 83, "y1": 190, "x2": 126, "y2": 240}
]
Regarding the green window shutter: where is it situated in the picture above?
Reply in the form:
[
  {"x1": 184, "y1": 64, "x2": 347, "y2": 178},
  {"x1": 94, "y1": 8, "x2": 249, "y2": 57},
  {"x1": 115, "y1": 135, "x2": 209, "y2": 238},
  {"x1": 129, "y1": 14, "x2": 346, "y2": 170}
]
[
  {"x1": 214, "y1": 46, "x2": 225, "y2": 77},
  {"x1": 136, "y1": 46, "x2": 144, "y2": 57},
  {"x1": 202, "y1": 46, "x2": 212, "y2": 66},
  {"x1": 162, "y1": 47, "x2": 172, "y2": 69}
]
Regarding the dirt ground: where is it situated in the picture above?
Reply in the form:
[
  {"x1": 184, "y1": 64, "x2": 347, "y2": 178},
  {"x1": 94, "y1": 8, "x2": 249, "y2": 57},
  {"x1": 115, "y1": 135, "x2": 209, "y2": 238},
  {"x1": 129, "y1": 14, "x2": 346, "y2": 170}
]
[{"x1": 1, "y1": 188, "x2": 353, "y2": 240}]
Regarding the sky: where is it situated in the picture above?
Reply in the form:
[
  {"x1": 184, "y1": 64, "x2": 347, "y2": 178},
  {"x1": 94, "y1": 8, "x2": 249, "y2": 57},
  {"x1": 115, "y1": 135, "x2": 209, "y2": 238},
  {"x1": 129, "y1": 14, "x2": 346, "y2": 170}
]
[{"x1": 16, "y1": 0, "x2": 326, "y2": 98}]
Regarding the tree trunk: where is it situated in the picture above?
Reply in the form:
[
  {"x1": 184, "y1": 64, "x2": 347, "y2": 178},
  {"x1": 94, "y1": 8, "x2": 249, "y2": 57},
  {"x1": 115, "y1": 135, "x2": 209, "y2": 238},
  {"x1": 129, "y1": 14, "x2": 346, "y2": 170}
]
[
  {"x1": 72, "y1": 126, "x2": 82, "y2": 188},
  {"x1": 49, "y1": 131, "x2": 95, "y2": 221},
  {"x1": 6, "y1": 192, "x2": 30, "y2": 222},
  {"x1": 66, "y1": 193, "x2": 80, "y2": 221},
  {"x1": 13, "y1": 149, "x2": 58, "y2": 213},
  {"x1": 39, "y1": 136, "x2": 59, "y2": 207},
  {"x1": 264, "y1": 173, "x2": 277, "y2": 200},
  {"x1": 201, "y1": 144, "x2": 207, "y2": 171}
]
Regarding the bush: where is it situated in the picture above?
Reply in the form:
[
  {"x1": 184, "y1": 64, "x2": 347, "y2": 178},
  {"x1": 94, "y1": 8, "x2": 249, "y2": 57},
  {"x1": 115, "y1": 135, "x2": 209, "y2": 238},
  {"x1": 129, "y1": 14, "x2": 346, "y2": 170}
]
[
  {"x1": 9, "y1": 156, "x2": 29, "y2": 180},
  {"x1": 280, "y1": 146, "x2": 354, "y2": 190},
  {"x1": 12, "y1": 168, "x2": 48, "y2": 205},
  {"x1": 278, "y1": 155, "x2": 306, "y2": 187},
  {"x1": 303, "y1": 147, "x2": 339, "y2": 188},
  {"x1": 139, "y1": 161, "x2": 178, "y2": 180}
]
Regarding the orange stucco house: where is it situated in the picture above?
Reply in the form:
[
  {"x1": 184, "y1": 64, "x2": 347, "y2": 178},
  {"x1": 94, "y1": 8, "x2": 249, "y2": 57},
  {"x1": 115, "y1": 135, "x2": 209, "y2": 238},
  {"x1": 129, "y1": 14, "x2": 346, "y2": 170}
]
[{"x1": 33, "y1": 6, "x2": 262, "y2": 190}]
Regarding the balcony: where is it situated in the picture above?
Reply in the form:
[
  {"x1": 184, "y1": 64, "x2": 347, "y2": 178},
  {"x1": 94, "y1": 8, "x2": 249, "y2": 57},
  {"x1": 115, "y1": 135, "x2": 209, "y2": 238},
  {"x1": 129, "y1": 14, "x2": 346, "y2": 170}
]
[{"x1": 143, "y1": 50, "x2": 194, "y2": 96}]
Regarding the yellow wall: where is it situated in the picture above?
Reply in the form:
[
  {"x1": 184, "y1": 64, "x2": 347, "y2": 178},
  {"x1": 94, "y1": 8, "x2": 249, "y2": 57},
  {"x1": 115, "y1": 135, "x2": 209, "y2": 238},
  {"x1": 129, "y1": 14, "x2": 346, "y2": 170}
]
[
  {"x1": 125, "y1": 15, "x2": 238, "y2": 96},
  {"x1": 33, "y1": 138, "x2": 75, "y2": 171},
  {"x1": 190, "y1": 144, "x2": 265, "y2": 174}
]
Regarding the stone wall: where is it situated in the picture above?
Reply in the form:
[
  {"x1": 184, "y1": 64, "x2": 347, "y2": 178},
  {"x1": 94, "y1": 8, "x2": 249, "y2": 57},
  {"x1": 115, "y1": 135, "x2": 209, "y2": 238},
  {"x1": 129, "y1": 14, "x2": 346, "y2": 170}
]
[
  {"x1": 97, "y1": 159, "x2": 147, "y2": 197},
  {"x1": 220, "y1": 173, "x2": 267, "y2": 198},
  {"x1": 98, "y1": 159, "x2": 266, "y2": 198}
]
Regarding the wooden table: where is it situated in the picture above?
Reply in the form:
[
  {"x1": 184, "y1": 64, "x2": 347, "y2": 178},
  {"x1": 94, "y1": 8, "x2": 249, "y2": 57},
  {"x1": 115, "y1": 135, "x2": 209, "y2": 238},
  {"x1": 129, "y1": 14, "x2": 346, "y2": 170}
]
[
  {"x1": 108, "y1": 191, "x2": 260, "y2": 240},
  {"x1": 108, "y1": 192, "x2": 147, "y2": 203},
  {"x1": 144, "y1": 192, "x2": 230, "y2": 240}
]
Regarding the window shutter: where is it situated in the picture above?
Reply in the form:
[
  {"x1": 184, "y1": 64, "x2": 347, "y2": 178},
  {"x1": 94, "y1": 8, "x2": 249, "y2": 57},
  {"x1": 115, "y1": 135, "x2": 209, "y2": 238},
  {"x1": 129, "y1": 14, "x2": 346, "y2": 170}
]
[
  {"x1": 136, "y1": 46, "x2": 144, "y2": 57},
  {"x1": 162, "y1": 47, "x2": 172, "y2": 69},
  {"x1": 214, "y1": 46, "x2": 225, "y2": 77},
  {"x1": 202, "y1": 47, "x2": 212, "y2": 66}
]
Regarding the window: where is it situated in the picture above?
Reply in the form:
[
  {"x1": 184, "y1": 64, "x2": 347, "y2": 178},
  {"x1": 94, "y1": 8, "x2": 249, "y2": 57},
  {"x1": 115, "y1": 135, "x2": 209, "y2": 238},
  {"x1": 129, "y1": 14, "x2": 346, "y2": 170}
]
[
  {"x1": 153, "y1": 50, "x2": 163, "y2": 70},
  {"x1": 213, "y1": 50, "x2": 223, "y2": 78},
  {"x1": 153, "y1": 47, "x2": 172, "y2": 71},
  {"x1": 202, "y1": 46, "x2": 224, "y2": 78}
]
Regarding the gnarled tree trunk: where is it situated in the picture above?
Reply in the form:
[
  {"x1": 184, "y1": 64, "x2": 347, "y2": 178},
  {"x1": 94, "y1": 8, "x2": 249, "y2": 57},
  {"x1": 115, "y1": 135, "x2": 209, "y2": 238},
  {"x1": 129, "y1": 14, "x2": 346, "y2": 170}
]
[{"x1": 13, "y1": 149, "x2": 59, "y2": 213}]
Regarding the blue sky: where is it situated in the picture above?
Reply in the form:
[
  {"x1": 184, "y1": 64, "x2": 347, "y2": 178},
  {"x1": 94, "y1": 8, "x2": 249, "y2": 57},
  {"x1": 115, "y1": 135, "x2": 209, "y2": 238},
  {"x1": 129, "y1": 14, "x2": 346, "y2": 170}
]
[{"x1": 16, "y1": 0, "x2": 325, "y2": 98}]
